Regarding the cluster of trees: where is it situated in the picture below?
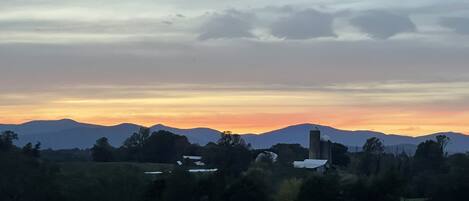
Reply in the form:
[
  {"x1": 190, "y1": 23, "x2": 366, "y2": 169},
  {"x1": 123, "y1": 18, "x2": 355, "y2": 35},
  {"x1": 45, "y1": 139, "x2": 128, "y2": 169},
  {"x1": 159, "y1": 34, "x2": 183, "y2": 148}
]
[
  {"x1": 0, "y1": 131, "x2": 61, "y2": 201},
  {"x1": 2, "y1": 128, "x2": 469, "y2": 201},
  {"x1": 90, "y1": 128, "x2": 196, "y2": 163},
  {"x1": 90, "y1": 130, "x2": 254, "y2": 176},
  {"x1": 345, "y1": 135, "x2": 468, "y2": 201}
]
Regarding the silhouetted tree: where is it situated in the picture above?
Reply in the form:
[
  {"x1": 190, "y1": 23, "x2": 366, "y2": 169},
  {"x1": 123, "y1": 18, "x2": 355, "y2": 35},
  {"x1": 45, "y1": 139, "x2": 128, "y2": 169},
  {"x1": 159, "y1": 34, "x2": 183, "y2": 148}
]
[
  {"x1": 217, "y1": 131, "x2": 250, "y2": 148},
  {"x1": 0, "y1": 130, "x2": 18, "y2": 152},
  {"x1": 358, "y1": 137, "x2": 385, "y2": 175},
  {"x1": 0, "y1": 143, "x2": 62, "y2": 201},
  {"x1": 436, "y1": 135, "x2": 450, "y2": 154},
  {"x1": 408, "y1": 138, "x2": 447, "y2": 197},
  {"x1": 91, "y1": 137, "x2": 115, "y2": 162},
  {"x1": 331, "y1": 143, "x2": 350, "y2": 167},
  {"x1": 141, "y1": 130, "x2": 191, "y2": 163},
  {"x1": 202, "y1": 131, "x2": 253, "y2": 176},
  {"x1": 22, "y1": 142, "x2": 41, "y2": 158},
  {"x1": 413, "y1": 139, "x2": 445, "y2": 172},
  {"x1": 122, "y1": 127, "x2": 150, "y2": 161},
  {"x1": 363, "y1": 137, "x2": 384, "y2": 154}
]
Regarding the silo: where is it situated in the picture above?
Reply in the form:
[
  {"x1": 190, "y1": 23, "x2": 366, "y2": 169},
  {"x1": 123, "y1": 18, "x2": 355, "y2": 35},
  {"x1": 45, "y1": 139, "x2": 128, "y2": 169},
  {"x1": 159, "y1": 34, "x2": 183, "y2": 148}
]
[
  {"x1": 320, "y1": 140, "x2": 332, "y2": 161},
  {"x1": 309, "y1": 130, "x2": 321, "y2": 159}
]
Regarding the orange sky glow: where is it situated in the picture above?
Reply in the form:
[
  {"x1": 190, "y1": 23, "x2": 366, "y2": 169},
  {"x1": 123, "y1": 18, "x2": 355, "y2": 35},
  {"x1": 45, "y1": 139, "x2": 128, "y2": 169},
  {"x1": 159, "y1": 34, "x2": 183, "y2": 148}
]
[{"x1": 1, "y1": 83, "x2": 468, "y2": 136}]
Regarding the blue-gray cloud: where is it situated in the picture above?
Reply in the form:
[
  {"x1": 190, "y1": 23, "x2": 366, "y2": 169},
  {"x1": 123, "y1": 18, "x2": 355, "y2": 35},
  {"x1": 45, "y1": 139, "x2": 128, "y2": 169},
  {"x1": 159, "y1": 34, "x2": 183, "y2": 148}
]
[
  {"x1": 440, "y1": 17, "x2": 469, "y2": 35},
  {"x1": 270, "y1": 9, "x2": 335, "y2": 39},
  {"x1": 198, "y1": 10, "x2": 255, "y2": 40},
  {"x1": 351, "y1": 10, "x2": 416, "y2": 39}
]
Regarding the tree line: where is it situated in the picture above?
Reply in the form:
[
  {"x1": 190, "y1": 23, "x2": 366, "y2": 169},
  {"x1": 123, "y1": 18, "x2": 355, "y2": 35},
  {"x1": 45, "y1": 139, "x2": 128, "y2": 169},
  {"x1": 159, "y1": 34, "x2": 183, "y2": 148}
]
[{"x1": 1, "y1": 129, "x2": 468, "y2": 201}]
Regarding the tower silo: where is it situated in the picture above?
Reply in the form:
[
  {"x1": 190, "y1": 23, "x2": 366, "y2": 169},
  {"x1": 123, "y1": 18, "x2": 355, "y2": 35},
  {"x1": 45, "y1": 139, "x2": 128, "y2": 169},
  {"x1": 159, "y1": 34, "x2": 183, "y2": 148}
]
[{"x1": 309, "y1": 129, "x2": 321, "y2": 159}]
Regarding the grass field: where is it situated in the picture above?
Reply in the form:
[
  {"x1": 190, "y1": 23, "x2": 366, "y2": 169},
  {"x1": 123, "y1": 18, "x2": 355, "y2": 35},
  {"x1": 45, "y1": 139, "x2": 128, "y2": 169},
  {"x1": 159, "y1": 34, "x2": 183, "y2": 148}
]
[{"x1": 59, "y1": 161, "x2": 175, "y2": 173}]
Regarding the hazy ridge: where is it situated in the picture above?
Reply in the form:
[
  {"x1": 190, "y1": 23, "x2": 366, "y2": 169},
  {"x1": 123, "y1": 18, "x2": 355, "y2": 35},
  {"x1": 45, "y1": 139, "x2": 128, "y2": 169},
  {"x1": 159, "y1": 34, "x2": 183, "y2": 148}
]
[{"x1": 2, "y1": 119, "x2": 468, "y2": 152}]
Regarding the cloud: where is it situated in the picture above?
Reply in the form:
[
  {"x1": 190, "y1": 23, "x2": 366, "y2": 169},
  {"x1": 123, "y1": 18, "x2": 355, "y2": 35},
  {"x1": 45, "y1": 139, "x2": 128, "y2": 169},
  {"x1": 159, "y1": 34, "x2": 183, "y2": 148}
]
[
  {"x1": 198, "y1": 10, "x2": 255, "y2": 40},
  {"x1": 440, "y1": 17, "x2": 469, "y2": 35},
  {"x1": 270, "y1": 9, "x2": 335, "y2": 39},
  {"x1": 350, "y1": 10, "x2": 416, "y2": 39}
]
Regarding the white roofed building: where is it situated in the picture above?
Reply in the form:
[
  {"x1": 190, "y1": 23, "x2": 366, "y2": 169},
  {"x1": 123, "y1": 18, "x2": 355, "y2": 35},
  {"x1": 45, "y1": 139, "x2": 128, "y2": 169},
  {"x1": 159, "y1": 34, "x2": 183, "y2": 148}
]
[
  {"x1": 293, "y1": 129, "x2": 332, "y2": 172},
  {"x1": 293, "y1": 159, "x2": 328, "y2": 169},
  {"x1": 177, "y1": 155, "x2": 206, "y2": 167}
]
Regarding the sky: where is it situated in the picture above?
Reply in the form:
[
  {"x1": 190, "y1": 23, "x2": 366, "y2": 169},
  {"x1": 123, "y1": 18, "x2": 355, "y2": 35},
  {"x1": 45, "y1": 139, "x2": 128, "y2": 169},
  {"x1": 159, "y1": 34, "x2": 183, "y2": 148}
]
[{"x1": 1, "y1": 0, "x2": 469, "y2": 136}]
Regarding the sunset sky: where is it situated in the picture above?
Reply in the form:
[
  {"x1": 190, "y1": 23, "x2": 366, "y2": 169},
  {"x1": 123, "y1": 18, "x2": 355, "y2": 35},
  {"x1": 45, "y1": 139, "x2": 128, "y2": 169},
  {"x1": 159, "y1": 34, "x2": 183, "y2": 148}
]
[{"x1": 1, "y1": 0, "x2": 469, "y2": 136}]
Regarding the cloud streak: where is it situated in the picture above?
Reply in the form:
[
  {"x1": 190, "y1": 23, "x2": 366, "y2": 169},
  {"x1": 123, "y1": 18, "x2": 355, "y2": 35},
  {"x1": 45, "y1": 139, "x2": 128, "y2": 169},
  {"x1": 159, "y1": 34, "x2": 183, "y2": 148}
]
[
  {"x1": 270, "y1": 9, "x2": 336, "y2": 39},
  {"x1": 1, "y1": 81, "x2": 469, "y2": 135},
  {"x1": 440, "y1": 17, "x2": 469, "y2": 35},
  {"x1": 350, "y1": 10, "x2": 416, "y2": 39},
  {"x1": 198, "y1": 10, "x2": 255, "y2": 40},
  {"x1": 1, "y1": 0, "x2": 469, "y2": 135}
]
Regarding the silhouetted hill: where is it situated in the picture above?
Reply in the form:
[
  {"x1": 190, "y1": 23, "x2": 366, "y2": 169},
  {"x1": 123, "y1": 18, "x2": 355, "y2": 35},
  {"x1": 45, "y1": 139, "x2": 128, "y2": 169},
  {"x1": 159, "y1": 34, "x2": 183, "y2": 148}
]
[
  {"x1": 17, "y1": 123, "x2": 141, "y2": 149},
  {"x1": 244, "y1": 124, "x2": 469, "y2": 152},
  {"x1": 3, "y1": 120, "x2": 469, "y2": 152},
  {"x1": 0, "y1": 119, "x2": 98, "y2": 135}
]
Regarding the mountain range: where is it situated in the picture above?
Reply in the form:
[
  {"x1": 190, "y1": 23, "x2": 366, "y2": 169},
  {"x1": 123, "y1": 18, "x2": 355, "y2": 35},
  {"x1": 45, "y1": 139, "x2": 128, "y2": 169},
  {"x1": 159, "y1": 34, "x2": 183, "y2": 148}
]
[{"x1": 1, "y1": 119, "x2": 468, "y2": 153}]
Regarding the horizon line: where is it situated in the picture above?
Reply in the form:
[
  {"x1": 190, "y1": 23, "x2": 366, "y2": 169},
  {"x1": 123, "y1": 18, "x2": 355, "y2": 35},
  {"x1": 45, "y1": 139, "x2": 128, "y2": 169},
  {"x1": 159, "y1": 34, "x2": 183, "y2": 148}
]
[{"x1": 1, "y1": 118, "x2": 467, "y2": 137}]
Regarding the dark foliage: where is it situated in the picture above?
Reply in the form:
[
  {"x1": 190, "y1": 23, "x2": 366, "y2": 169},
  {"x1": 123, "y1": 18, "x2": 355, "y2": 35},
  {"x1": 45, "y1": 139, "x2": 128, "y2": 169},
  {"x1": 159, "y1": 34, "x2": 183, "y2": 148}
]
[
  {"x1": 202, "y1": 132, "x2": 253, "y2": 176},
  {"x1": 122, "y1": 127, "x2": 150, "y2": 161},
  {"x1": 428, "y1": 153, "x2": 469, "y2": 201},
  {"x1": 331, "y1": 143, "x2": 350, "y2": 167},
  {"x1": 0, "y1": 130, "x2": 18, "y2": 152},
  {"x1": 413, "y1": 140, "x2": 445, "y2": 173},
  {"x1": 22, "y1": 142, "x2": 41, "y2": 158},
  {"x1": 0, "y1": 133, "x2": 62, "y2": 201},
  {"x1": 270, "y1": 143, "x2": 308, "y2": 167},
  {"x1": 363, "y1": 137, "x2": 384, "y2": 154},
  {"x1": 2, "y1": 130, "x2": 468, "y2": 201},
  {"x1": 296, "y1": 174, "x2": 341, "y2": 201},
  {"x1": 222, "y1": 169, "x2": 271, "y2": 201},
  {"x1": 91, "y1": 137, "x2": 115, "y2": 162},
  {"x1": 140, "y1": 130, "x2": 192, "y2": 163}
]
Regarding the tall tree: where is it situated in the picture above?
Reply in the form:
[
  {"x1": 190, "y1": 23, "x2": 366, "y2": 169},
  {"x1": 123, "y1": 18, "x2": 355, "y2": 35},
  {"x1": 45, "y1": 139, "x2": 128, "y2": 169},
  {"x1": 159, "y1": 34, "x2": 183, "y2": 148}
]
[
  {"x1": 0, "y1": 139, "x2": 62, "y2": 201},
  {"x1": 0, "y1": 130, "x2": 18, "y2": 152},
  {"x1": 217, "y1": 131, "x2": 250, "y2": 148},
  {"x1": 123, "y1": 127, "x2": 150, "y2": 149},
  {"x1": 359, "y1": 137, "x2": 385, "y2": 175},
  {"x1": 436, "y1": 135, "x2": 450, "y2": 153},
  {"x1": 122, "y1": 127, "x2": 150, "y2": 161},
  {"x1": 141, "y1": 130, "x2": 191, "y2": 163},
  {"x1": 203, "y1": 131, "x2": 253, "y2": 176},
  {"x1": 91, "y1": 137, "x2": 115, "y2": 162},
  {"x1": 413, "y1": 139, "x2": 445, "y2": 172},
  {"x1": 363, "y1": 137, "x2": 384, "y2": 155}
]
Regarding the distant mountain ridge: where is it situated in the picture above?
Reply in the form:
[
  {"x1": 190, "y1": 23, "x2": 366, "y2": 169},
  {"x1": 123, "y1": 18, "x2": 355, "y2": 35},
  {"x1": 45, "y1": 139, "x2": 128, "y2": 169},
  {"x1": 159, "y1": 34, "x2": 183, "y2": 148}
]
[{"x1": 2, "y1": 119, "x2": 468, "y2": 152}]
